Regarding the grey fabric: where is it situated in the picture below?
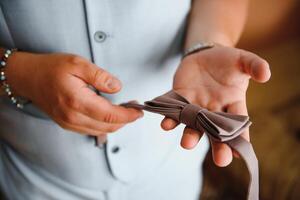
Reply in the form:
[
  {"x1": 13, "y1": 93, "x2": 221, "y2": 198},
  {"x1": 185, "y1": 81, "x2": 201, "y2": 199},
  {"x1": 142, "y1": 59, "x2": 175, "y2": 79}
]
[
  {"x1": 123, "y1": 90, "x2": 259, "y2": 200},
  {"x1": 0, "y1": 1, "x2": 211, "y2": 200}
]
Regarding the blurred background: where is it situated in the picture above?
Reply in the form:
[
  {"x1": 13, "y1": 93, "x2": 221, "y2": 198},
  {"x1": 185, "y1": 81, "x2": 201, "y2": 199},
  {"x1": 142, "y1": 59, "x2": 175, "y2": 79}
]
[{"x1": 200, "y1": 0, "x2": 300, "y2": 199}]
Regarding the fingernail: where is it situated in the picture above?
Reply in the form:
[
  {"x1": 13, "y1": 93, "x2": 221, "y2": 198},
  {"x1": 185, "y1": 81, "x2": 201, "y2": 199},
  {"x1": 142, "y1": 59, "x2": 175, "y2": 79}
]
[{"x1": 107, "y1": 78, "x2": 120, "y2": 90}]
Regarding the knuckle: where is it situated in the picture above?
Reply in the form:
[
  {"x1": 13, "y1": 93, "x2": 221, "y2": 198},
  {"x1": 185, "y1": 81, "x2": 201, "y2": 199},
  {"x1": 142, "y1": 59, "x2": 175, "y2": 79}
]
[
  {"x1": 67, "y1": 55, "x2": 86, "y2": 65},
  {"x1": 93, "y1": 68, "x2": 109, "y2": 85},
  {"x1": 207, "y1": 100, "x2": 219, "y2": 111},
  {"x1": 61, "y1": 110, "x2": 77, "y2": 125},
  {"x1": 65, "y1": 95, "x2": 81, "y2": 110},
  {"x1": 103, "y1": 112, "x2": 119, "y2": 124}
]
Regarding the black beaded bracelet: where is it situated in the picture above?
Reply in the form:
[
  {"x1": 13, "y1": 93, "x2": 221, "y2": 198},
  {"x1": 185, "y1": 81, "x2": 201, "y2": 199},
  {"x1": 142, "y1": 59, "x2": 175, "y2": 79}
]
[{"x1": 0, "y1": 48, "x2": 24, "y2": 108}]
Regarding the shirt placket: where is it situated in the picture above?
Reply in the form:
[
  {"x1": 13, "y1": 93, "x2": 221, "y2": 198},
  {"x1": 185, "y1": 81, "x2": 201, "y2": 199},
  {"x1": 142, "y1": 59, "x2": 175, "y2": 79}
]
[{"x1": 83, "y1": 0, "x2": 126, "y2": 183}]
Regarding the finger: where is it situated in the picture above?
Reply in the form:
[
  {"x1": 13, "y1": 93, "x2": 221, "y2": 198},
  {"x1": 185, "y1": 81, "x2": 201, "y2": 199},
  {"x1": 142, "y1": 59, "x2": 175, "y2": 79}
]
[
  {"x1": 58, "y1": 110, "x2": 125, "y2": 134},
  {"x1": 206, "y1": 100, "x2": 234, "y2": 166},
  {"x1": 161, "y1": 117, "x2": 179, "y2": 131},
  {"x1": 227, "y1": 100, "x2": 249, "y2": 159},
  {"x1": 80, "y1": 63, "x2": 122, "y2": 94},
  {"x1": 61, "y1": 124, "x2": 105, "y2": 137},
  {"x1": 57, "y1": 117, "x2": 105, "y2": 136},
  {"x1": 80, "y1": 90, "x2": 144, "y2": 124},
  {"x1": 206, "y1": 100, "x2": 222, "y2": 112},
  {"x1": 211, "y1": 140, "x2": 233, "y2": 167},
  {"x1": 227, "y1": 100, "x2": 250, "y2": 141},
  {"x1": 239, "y1": 50, "x2": 271, "y2": 83},
  {"x1": 232, "y1": 150, "x2": 240, "y2": 158},
  {"x1": 180, "y1": 126, "x2": 204, "y2": 149},
  {"x1": 96, "y1": 135, "x2": 107, "y2": 145},
  {"x1": 226, "y1": 100, "x2": 248, "y2": 115}
]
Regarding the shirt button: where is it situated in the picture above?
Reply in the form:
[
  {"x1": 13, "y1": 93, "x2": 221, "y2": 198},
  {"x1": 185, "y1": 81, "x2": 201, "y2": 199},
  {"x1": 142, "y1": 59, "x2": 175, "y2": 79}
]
[
  {"x1": 111, "y1": 146, "x2": 120, "y2": 154},
  {"x1": 94, "y1": 31, "x2": 107, "y2": 43}
]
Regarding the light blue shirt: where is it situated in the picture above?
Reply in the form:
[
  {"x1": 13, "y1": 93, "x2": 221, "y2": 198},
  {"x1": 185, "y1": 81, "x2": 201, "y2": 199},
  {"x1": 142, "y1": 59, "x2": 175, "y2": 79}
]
[{"x1": 0, "y1": 1, "x2": 209, "y2": 199}]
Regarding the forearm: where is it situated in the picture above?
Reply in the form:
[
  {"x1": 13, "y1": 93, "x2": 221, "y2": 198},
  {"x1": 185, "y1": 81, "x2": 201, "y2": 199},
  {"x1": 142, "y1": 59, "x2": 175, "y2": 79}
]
[{"x1": 185, "y1": 0, "x2": 249, "y2": 49}]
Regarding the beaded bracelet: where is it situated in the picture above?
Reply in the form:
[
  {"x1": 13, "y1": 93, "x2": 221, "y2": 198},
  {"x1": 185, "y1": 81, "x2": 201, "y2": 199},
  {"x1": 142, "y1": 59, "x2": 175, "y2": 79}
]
[{"x1": 0, "y1": 49, "x2": 24, "y2": 108}]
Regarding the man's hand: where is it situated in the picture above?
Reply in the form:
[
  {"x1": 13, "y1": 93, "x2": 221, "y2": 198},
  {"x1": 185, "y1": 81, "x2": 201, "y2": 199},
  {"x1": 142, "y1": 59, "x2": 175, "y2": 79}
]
[
  {"x1": 5, "y1": 51, "x2": 143, "y2": 136},
  {"x1": 161, "y1": 45, "x2": 271, "y2": 167}
]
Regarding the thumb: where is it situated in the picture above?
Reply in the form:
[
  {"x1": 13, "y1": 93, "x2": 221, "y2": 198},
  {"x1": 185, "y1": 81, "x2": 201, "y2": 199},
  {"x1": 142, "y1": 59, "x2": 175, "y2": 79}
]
[
  {"x1": 81, "y1": 63, "x2": 122, "y2": 94},
  {"x1": 239, "y1": 50, "x2": 271, "y2": 83}
]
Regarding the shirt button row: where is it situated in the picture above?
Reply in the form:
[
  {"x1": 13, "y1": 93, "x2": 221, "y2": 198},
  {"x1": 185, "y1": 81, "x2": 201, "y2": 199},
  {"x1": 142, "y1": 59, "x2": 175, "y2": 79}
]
[{"x1": 94, "y1": 31, "x2": 107, "y2": 43}]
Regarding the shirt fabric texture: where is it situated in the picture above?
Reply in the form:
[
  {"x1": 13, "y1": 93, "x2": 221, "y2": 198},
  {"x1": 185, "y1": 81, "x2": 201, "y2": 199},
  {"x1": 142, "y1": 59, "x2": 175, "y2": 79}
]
[{"x1": 0, "y1": 1, "x2": 209, "y2": 199}]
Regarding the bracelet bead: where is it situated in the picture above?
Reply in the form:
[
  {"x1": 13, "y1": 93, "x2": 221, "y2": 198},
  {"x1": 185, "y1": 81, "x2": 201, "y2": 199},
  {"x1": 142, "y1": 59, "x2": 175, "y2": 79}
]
[
  {"x1": 0, "y1": 48, "x2": 24, "y2": 109},
  {"x1": 0, "y1": 71, "x2": 6, "y2": 81},
  {"x1": 0, "y1": 61, "x2": 6, "y2": 67}
]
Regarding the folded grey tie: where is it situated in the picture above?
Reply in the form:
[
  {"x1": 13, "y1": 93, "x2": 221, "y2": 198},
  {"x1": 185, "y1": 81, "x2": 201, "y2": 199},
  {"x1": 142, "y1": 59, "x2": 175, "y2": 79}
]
[{"x1": 122, "y1": 90, "x2": 259, "y2": 200}]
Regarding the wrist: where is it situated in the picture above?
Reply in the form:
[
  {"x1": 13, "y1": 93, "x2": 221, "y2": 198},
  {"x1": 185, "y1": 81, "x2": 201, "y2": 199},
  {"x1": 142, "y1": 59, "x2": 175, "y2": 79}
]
[
  {"x1": 4, "y1": 51, "x2": 37, "y2": 99},
  {"x1": 183, "y1": 42, "x2": 215, "y2": 59},
  {"x1": 0, "y1": 48, "x2": 32, "y2": 107},
  {"x1": 184, "y1": 32, "x2": 236, "y2": 51}
]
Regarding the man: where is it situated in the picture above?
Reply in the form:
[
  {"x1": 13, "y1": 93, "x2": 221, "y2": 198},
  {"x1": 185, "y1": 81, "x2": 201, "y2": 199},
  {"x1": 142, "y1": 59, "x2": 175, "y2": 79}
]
[{"x1": 0, "y1": 0, "x2": 270, "y2": 199}]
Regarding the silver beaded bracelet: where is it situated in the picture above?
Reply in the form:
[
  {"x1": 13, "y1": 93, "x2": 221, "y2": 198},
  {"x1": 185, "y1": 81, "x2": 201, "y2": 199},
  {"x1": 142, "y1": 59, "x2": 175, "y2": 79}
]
[
  {"x1": 183, "y1": 41, "x2": 215, "y2": 58},
  {"x1": 0, "y1": 49, "x2": 24, "y2": 108}
]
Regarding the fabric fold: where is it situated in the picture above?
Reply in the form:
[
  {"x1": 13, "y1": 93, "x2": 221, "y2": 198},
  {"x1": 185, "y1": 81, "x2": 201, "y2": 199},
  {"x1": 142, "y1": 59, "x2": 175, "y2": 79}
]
[{"x1": 121, "y1": 90, "x2": 259, "y2": 200}]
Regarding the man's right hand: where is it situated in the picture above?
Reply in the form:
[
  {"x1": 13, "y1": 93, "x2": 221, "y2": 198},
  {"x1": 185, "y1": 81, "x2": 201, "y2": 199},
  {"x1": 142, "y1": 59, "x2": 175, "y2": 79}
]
[{"x1": 4, "y1": 51, "x2": 143, "y2": 136}]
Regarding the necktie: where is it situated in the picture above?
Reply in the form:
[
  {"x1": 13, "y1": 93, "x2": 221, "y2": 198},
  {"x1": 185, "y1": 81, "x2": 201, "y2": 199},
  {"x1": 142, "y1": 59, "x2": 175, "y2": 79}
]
[{"x1": 122, "y1": 90, "x2": 259, "y2": 200}]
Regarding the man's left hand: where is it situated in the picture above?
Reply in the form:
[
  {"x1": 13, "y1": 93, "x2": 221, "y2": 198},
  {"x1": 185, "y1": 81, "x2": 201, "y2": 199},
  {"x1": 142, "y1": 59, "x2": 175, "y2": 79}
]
[{"x1": 160, "y1": 45, "x2": 271, "y2": 167}]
